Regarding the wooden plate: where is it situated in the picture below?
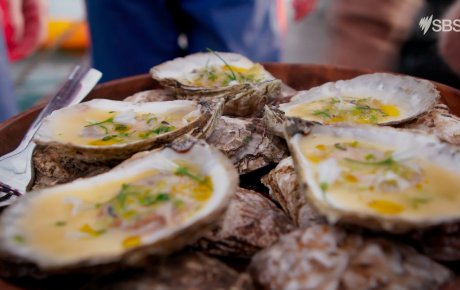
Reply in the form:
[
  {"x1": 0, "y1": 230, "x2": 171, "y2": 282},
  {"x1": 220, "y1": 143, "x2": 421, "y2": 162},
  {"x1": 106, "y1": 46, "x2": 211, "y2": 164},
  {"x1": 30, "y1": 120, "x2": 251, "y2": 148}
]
[{"x1": 0, "y1": 64, "x2": 460, "y2": 289}]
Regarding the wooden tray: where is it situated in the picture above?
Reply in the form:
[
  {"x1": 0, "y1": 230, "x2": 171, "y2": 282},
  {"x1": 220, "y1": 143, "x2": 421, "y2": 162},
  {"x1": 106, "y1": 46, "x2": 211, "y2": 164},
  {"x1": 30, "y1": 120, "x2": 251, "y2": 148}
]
[{"x1": 1, "y1": 64, "x2": 460, "y2": 289}]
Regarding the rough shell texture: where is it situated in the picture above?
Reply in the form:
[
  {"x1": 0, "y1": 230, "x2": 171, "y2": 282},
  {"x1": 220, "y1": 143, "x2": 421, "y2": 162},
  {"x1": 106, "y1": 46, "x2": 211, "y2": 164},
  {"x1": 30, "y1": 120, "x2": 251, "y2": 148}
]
[
  {"x1": 0, "y1": 137, "x2": 239, "y2": 277},
  {"x1": 262, "y1": 105, "x2": 285, "y2": 138},
  {"x1": 404, "y1": 103, "x2": 460, "y2": 146},
  {"x1": 123, "y1": 89, "x2": 176, "y2": 103},
  {"x1": 84, "y1": 252, "x2": 254, "y2": 290},
  {"x1": 249, "y1": 225, "x2": 452, "y2": 290},
  {"x1": 193, "y1": 187, "x2": 295, "y2": 258},
  {"x1": 150, "y1": 52, "x2": 282, "y2": 117},
  {"x1": 206, "y1": 116, "x2": 288, "y2": 174},
  {"x1": 261, "y1": 157, "x2": 325, "y2": 228},
  {"x1": 34, "y1": 99, "x2": 224, "y2": 163},
  {"x1": 285, "y1": 118, "x2": 460, "y2": 233},
  {"x1": 280, "y1": 73, "x2": 440, "y2": 125}
]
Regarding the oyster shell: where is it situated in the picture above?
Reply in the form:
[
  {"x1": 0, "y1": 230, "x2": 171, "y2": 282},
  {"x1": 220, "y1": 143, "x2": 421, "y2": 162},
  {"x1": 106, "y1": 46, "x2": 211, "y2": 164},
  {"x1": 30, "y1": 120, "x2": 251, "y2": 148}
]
[
  {"x1": 286, "y1": 119, "x2": 460, "y2": 233},
  {"x1": 34, "y1": 99, "x2": 223, "y2": 163},
  {"x1": 0, "y1": 137, "x2": 238, "y2": 276},
  {"x1": 150, "y1": 52, "x2": 282, "y2": 117},
  {"x1": 206, "y1": 116, "x2": 288, "y2": 174},
  {"x1": 265, "y1": 73, "x2": 439, "y2": 137},
  {"x1": 123, "y1": 89, "x2": 176, "y2": 103},
  {"x1": 193, "y1": 187, "x2": 295, "y2": 258},
  {"x1": 261, "y1": 157, "x2": 325, "y2": 228},
  {"x1": 249, "y1": 225, "x2": 452, "y2": 290},
  {"x1": 85, "y1": 252, "x2": 254, "y2": 290}
]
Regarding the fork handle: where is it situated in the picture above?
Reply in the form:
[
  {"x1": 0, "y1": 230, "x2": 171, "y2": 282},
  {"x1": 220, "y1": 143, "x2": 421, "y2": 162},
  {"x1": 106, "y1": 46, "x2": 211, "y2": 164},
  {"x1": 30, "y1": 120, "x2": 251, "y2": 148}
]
[{"x1": 16, "y1": 66, "x2": 101, "y2": 152}]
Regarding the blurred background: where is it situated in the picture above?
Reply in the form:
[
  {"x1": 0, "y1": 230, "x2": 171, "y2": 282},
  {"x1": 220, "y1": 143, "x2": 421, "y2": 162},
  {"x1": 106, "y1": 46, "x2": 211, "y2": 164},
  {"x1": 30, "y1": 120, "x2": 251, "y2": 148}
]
[{"x1": 4, "y1": 0, "x2": 460, "y2": 115}]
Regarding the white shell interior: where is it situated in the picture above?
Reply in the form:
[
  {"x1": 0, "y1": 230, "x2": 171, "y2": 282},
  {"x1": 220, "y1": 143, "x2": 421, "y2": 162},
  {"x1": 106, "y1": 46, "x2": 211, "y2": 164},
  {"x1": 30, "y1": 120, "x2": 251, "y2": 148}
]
[
  {"x1": 280, "y1": 73, "x2": 439, "y2": 124},
  {"x1": 0, "y1": 143, "x2": 234, "y2": 269}
]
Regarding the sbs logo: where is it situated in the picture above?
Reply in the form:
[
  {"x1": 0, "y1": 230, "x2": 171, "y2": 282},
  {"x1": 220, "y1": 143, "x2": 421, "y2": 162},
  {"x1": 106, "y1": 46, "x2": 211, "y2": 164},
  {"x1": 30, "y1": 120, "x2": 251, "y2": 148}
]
[{"x1": 419, "y1": 14, "x2": 460, "y2": 34}]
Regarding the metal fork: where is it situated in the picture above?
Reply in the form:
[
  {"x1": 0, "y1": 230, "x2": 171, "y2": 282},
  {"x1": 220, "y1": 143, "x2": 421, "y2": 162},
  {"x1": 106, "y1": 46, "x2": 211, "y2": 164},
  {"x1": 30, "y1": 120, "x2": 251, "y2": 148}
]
[{"x1": 0, "y1": 66, "x2": 102, "y2": 207}]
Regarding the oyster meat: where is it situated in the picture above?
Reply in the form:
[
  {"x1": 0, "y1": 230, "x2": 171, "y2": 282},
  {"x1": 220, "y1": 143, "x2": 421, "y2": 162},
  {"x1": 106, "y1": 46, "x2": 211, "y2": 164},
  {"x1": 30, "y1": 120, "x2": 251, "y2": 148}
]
[
  {"x1": 85, "y1": 252, "x2": 254, "y2": 290},
  {"x1": 286, "y1": 119, "x2": 460, "y2": 233},
  {"x1": 0, "y1": 138, "x2": 238, "y2": 276},
  {"x1": 265, "y1": 73, "x2": 439, "y2": 137},
  {"x1": 261, "y1": 157, "x2": 325, "y2": 228},
  {"x1": 193, "y1": 187, "x2": 295, "y2": 258},
  {"x1": 34, "y1": 99, "x2": 223, "y2": 163},
  {"x1": 150, "y1": 52, "x2": 282, "y2": 117},
  {"x1": 249, "y1": 225, "x2": 452, "y2": 290},
  {"x1": 207, "y1": 116, "x2": 288, "y2": 174}
]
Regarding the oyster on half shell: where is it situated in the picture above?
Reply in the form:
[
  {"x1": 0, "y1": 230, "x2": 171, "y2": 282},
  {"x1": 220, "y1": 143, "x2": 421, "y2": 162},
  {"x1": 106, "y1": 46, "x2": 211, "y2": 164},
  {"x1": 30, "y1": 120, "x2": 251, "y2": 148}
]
[
  {"x1": 34, "y1": 99, "x2": 223, "y2": 163},
  {"x1": 265, "y1": 73, "x2": 439, "y2": 137},
  {"x1": 285, "y1": 119, "x2": 460, "y2": 233},
  {"x1": 0, "y1": 137, "x2": 238, "y2": 277},
  {"x1": 150, "y1": 52, "x2": 282, "y2": 117}
]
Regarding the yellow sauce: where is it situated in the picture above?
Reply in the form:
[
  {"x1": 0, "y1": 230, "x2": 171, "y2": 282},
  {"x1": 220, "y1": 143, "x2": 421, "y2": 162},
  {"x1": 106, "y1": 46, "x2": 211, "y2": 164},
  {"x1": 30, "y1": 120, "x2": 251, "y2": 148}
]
[
  {"x1": 286, "y1": 97, "x2": 401, "y2": 124},
  {"x1": 299, "y1": 135, "x2": 460, "y2": 221},
  {"x1": 190, "y1": 64, "x2": 264, "y2": 87},
  {"x1": 14, "y1": 162, "x2": 213, "y2": 266}
]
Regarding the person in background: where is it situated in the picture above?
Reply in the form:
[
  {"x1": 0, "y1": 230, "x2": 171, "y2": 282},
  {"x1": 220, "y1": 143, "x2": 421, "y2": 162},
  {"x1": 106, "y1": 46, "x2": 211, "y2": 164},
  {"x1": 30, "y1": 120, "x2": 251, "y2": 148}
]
[
  {"x1": 85, "y1": 0, "x2": 281, "y2": 82},
  {"x1": 439, "y1": 0, "x2": 460, "y2": 78},
  {"x1": 0, "y1": 0, "x2": 46, "y2": 122}
]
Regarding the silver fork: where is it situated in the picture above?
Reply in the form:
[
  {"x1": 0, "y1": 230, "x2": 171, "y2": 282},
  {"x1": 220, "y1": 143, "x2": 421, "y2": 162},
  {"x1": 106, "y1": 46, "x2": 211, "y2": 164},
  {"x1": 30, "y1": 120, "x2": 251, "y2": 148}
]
[{"x1": 0, "y1": 66, "x2": 102, "y2": 207}]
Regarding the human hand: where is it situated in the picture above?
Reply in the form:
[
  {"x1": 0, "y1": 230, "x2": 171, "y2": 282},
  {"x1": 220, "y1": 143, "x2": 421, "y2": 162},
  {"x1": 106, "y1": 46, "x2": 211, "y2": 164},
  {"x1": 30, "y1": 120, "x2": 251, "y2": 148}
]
[{"x1": 6, "y1": 0, "x2": 47, "y2": 61}]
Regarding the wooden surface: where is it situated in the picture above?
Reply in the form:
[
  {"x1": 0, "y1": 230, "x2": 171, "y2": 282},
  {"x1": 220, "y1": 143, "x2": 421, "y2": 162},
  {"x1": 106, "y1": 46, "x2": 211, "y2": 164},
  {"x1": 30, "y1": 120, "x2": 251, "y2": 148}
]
[{"x1": 0, "y1": 63, "x2": 460, "y2": 289}]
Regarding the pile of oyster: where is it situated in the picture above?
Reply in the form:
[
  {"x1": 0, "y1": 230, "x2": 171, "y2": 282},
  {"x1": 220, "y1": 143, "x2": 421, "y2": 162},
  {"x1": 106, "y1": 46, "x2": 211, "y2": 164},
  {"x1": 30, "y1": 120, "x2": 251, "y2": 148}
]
[{"x1": 1, "y1": 52, "x2": 460, "y2": 290}]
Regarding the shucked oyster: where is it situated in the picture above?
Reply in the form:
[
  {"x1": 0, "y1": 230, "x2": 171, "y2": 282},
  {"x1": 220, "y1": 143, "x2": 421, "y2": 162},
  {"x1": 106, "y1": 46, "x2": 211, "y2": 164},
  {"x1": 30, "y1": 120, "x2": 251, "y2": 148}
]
[
  {"x1": 285, "y1": 119, "x2": 460, "y2": 233},
  {"x1": 249, "y1": 225, "x2": 452, "y2": 290},
  {"x1": 34, "y1": 99, "x2": 223, "y2": 163},
  {"x1": 0, "y1": 138, "x2": 238, "y2": 276},
  {"x1": 150, "y1": 52, "x2": 282, "y2": 117},
  {"x1": 265, "y1": 73, "x2": 439, "y2": 137}
]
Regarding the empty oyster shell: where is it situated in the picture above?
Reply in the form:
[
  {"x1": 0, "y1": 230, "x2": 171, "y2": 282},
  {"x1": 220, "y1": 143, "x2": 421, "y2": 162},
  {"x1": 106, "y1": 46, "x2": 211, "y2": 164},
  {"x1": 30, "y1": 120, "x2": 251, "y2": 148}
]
[
  {"x1": 193, "y1": 187, "x2": 295, "y2": 258},
  {"x1": 0, "y1": 137, "x2": 238, "y2": 276},
  {"x1": 265, "y1": 73, "x2": 439, "y2": 137},
  {"x1": 85, "y1": 252, "x2": 254, "y2": 290},
  {"x1": 34, "y1": 99, "x2": 223, "y2": 163},
  {"x1": 249, "y1": 225, "x2": 452, "y2": 290},
  {"x1": 150, "y1": 52, "x2": 282, "y2": 117},
  {"x1": 286, "y1": 119, "x2": 460, "y2": 233},
  {"x1": 261, "y1": 157, "x2": 325, "y2": 228},
  {"x1": 207, "y1": 116, "x2": 288, "y2": 174}
]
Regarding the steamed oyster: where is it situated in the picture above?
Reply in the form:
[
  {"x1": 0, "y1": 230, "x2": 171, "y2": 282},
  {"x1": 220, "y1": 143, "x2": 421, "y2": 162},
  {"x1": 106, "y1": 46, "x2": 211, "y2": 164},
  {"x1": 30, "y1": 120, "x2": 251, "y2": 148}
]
[
  {"x1": 206, "y1": 116, "x2": 288, "y2": 174},
  {"x1": 249, "y1": 225, "x2": 452, "y2": 290},
  {"x1": 0, "y1": 138, "x2": 238, "y2": 276},
  {"x1": 261, "y1": 157, "x2": 325, "y2": 228},
  {"x1": 86, "y1": 252, "x2": 254, "y2": 290},
  {"x1": 265, "y1": 73, "x2": 439, "y2": 136},
  {"x1": 150, "y1": 52, "x2": 282, "y2": 117},
  {"x1": 193, "y1": 187, "x2": 294, "y2": 258},
  {"x1": 286, "y1": 119, "x2": 460, "y2": 233},
  {"x1": 34, "y1": 99, "x2": 223, "y2": 163}
]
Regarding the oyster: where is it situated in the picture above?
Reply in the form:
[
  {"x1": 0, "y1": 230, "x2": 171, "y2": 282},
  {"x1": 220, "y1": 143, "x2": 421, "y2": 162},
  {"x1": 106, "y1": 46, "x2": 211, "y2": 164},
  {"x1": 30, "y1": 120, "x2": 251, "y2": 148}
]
[
  {"x1": 249, "y1": 225, "x2": 452, "y2": 290},
  {"x1": 150, "y1": 52, "x2": 282, "y2": 117},
  {"x1": 286, "y1": 119, "x2": 460, "y2": 233},
  {"x1": 265, "y1": 73, "x2": 439, "y2": 137},
  {"x1": 85, "y1": 252, "x2": 254, "y2": 290},
  {"x1": 193, "y1": 187, "x2": 295, "y2": 258},
  {"x1": 34, "y1": 99, "x2": 223, "y2": 163},
  {"x1": 206, "y1": 116, "x2": 288, "y2": 174},
  {"x1": 261, "y1": 157, "x2": 325, "y2": 228},
  {"x1": 0, "y1": 137, "x2": 238, "y2": 276}
]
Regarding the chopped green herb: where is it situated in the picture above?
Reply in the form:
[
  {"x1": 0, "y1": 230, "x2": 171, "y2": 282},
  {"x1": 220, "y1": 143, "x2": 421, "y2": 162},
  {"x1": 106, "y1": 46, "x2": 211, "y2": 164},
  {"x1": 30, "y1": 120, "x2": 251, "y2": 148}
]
[
  {"x1": 345, "y1": 156, "x2": 394, "y2": 167},
  {"x1": 139, "y1": 193, "x2": 170, "y2": 206},
  {"x1": 206, "y1": 48, "x2": 237, "y2": 81},
  {"x1": 175, "y1": 166, "x2": 205, "y2": 183},
  {"x1": 313, "y1": 110, "x2": 331, "y2": 119},
  {"x1": 411, "y1": 197, "x2": 430, "y2": 209},
  {"x1": 12, "y1": 235, "x2": 25, "y2": 244},
  {"x1": 85, "y1": 117, "x2": 114, "y2": 128},
  {"x1": 320, "y1": 182, "x2": 329, "y2": 192},
  {"x1": 55, "y1": 221, "x2": 67, "y2": 227},
  {"x1": 350, "y1": 141, "x2": 359, "y2": 148},
  {"x1": 114, "y1": 124, "x2": 128, "y2": 132},
  {"x1": 139, "y1": 125, "x2": 175, "y2": 139},
  {"x1": 334, "y1": 143, "x2": 347, "y2": 151},
  {"x1": 365, "y1": 154, "x2": 375, "y2": 161}
]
